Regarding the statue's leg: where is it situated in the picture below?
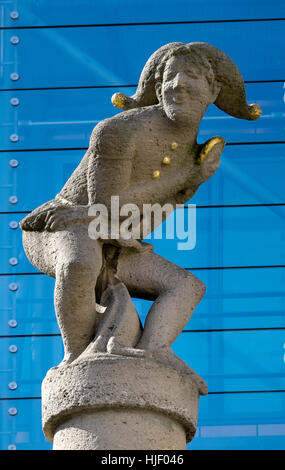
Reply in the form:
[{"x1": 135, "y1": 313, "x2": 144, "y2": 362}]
[
  {"x1": 53, "y1": 229, "x2": 103, "y2": 365},
  {"x1": 117, "y1": 249, "x2": 205, "y2": 350},
  {"x1": 116, "y1": 249, "x2": 207, "y2": 394},
  {"x1": 22, "y1": 227, "x2": 103, "y2": 366}
]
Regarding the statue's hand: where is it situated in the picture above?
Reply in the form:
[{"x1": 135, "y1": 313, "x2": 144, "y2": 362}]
[
  {"x1": 20, "y1": 200, "x2": 59, "y2": 231},
  {"x1": 43, "y1": 206, "x2": 85, "y2": 231},
  {"x1": 197, "y1": 136, "x2": 226, "y2": 182},
  {"x1": 20, "y1": 204, "x2": 82, "y2": 232}
]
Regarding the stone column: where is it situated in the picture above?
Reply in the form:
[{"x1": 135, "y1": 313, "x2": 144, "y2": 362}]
[{"x1": 42, "y1": 354, "x2": 203, "y2": 450}]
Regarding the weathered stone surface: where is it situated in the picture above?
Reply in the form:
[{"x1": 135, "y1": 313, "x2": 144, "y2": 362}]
[{"x1": 42, "y1": 355, "x2": 201, "y2": 449}]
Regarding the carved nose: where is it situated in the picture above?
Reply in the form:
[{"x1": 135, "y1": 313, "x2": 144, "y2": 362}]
[{"x1": 172, "y1": 73, "x2": 186, "y2": 90}]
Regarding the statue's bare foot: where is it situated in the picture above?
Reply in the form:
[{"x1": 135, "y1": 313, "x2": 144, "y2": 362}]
[
  {"x1": 106, "y1": 337, "x2": 153, "y2": 359},
  {"x1": 150, "y1": 346, "x2": 208, "y2": 396}
]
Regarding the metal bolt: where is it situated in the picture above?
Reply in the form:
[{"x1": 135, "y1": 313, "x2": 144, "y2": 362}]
[
  {"x1": 9, "y1": 257, "x2": 18, "y2": 266},
  {"x1": 9, "y1": 283, "x2": 19, "y2": 292},
  {"x1": 8, "y1": 382, "x2": 18, "y2": 391},
  {"x1": 10, "y1": 98, "x2": 20, "y2": 107},
  {"x1": 10, "y1": 134, "x2": 19, "y2": 143},
  {"x1": 8, "y1": 444, "x2": 17, "y2": 450},
  {"x1": 9, "y1": 158, "x2": 19, "y2": 167},
  {"x1": 9, "y1": 221, "x2": 19, "y2": 229},
  {"x1": 10, "y1": 73, "x2": 19, "y2": 81},
  {"x1": 9, "y1": 196, "x2": 18, "y2": 204},
  {"x1": 10, "y1": 36, "x2": 20, "y2": 45},
  {"x1": 8, "y1": 319, "x2": 18, "y2": 328},
  {"x1": 8, "y1": 407, "x2": 18, "y2": 416},
  {"x1": 8, "y1": 345, "x2": 18, "y2": 353},
  {"x1": 10, "y1": 11, "x2": 19, "y2": 20}
]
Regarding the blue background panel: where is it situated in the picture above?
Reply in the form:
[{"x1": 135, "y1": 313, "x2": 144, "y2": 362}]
[
  {"x1": 0, "y1": 274, "x2": 58, "y2": 336},
  {"x1": 1, "y1": 391, "x2": 285, "y2": 450},
  {"x1": 150, "y1": 205, "x2": 285, "y2": 268},
  {"x1": 0, "y1": 330, "x2": 284, "y2": 398},
  {"x1": 2, "y1": 0, "x2": 285, "y2": 27},
  {"x1": 0, "y1": 82, "x2": 283, "y2": 150},
  {"x1": 0, "y1": 336, "x2": 63, "y2": 399},
  {"x1": 172, "y1": 330, "x2": 285, "y2": 392},
  {"x1": 0, "y1": 398, "x2": 51, "y2": 450},
  {"x1": 0, "y1": 144, "x2": 284, "y2": 212},
  {"x1": 134, "y1": 266, "x2": 285, "y2": 331},
  {"x1": 1, "y1": 266, "x2": 284, "y2": 336},
  {"x1": 1, "y1": 21, "x2": 284, "y2": 89},
  {"x1": 191, "y1": 392, "x2": 285, "y2": 450}
]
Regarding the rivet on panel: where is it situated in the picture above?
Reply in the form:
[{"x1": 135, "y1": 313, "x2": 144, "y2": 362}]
[
  {"x1": 9, "y1": 196, "x2": 18, "y2": 204},
  {"x1": 8, "y1": 444, "x2": 17, "y2": 450},
  {"x1": 9, "y1": 221, "x2": 19, "y2": 229},
  {"x1": 10, "y1": 98, "x2": 20, "y2": 107},
  {"x1": 10, "y1": 36, "x2": 20, "y2": 45},
  {"x1": 10, "y1": 11, "x2": 19, "y2": 20},
  {"x1": 8, "y1": 407, "x2": 18, "y2": 416},
  {"x1": 8, "y1": 382, "x2": 18, "y2": 391},
  {"x1": 10, "y1": 73, "x2": 19, "y2": 81},
  {"x1": 8, "y1": 319, "x2": 18, "y2": 328},
  {"x1": 9, "y1": 257, "x2": 18, "y2": 266},
  {"x1": 8, "y1": 345, "x2": 18, "y2": 353},
  {"x1": 10, "y1": 134, "x2": 19, "y2": 143},
  {"x1": 9, "y1": 158, "x2": 19, "y2": 167},
  {"x1": 9, "y1": 282, "x2": 19, "y2": 291}
]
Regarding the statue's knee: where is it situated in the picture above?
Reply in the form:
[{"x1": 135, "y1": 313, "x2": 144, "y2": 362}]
[{"x1": 179, "y1": 274, "x2": 206, "y2": 303}]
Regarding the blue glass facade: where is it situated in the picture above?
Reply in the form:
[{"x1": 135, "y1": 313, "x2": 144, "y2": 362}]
[{"x1": 0, "y1": 0, "x2": 284, "y2": 450}]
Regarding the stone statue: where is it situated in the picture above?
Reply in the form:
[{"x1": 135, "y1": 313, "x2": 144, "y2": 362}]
[{"x1": 20, "y1": 42, "x2": 261, "y2": 400}]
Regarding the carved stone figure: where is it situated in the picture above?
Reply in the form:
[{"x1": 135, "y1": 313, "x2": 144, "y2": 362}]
[{"x1": 20, "y1": 42, "x2": 261, "y2": 449}]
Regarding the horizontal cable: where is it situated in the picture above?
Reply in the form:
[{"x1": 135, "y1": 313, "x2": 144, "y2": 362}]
[
  {"x1": 0, "y1": 79, "x2": 284, "y2": 92},
  {"x1": 0, "y1": 147, "x2": 88, "y2": 152},
  {"x1": 187, "y1": 265, "x2": 285, "y2": 271},
  {"x1": 0, "y1": 17, "x2": 284, "y2": 30},
  {"x1": 186, "y1": 203, "x2": 285, "y2": 209},
  {"x1": 2, "y1": 326, "x2": 285, "y2": 339},
  {"x1": 0, "y1": 140, "x2": 284, "y2": 154},
  {"x1": 0, "y1": 84, "x2": 137, "y2": 92},
  {"x1": 1, "y1": 203, "x2": 285, "y2": 215},
  {"x1": 208, "y1": 389, "x2": 285, "y2": 395},
  {"x1": 1, "y1": 390, "x2": 285, "y2": 400},
  {"x1": 1, "y1": 265, "x2": 285, "y2": 277},
  {"x1": 183, "y1": 327, "x2": 285, "y2": 333}
]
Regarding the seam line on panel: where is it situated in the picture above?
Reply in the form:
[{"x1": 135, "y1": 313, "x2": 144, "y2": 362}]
[
  {"x1": 0, "y1": 17, "x2": 284, "y2": 30},
  {"x1": 1, "y1": 265, "x2": 285, "y2": 276},
  {"x1": 1, "y1": 390, "x2": 285, "y2": 400},
  {"x1": 1, "y1": 203, "x2": 285, "y2": 215},
  {"x1": 1, "y1": 141, "x2": 285, "y2": 153},
  {"x1": 2, "y1": 327, "x2": 285, "y2": 339},
  {"x1": 0, "y1": 79, "x2": 283, "y2": 92}
]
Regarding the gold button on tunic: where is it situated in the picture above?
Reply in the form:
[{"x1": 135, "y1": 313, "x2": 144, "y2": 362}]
[
  {"x1": 162, "y1": 156, "x2": 171, "y2": 165},
  {"x1": 152, "y1": 170, "x2": 160, "y2": 179}
]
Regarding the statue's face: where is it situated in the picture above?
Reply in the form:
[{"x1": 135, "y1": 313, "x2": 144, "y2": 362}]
[{"x1": 159, "y1": 55, "x2": 219, "y2": 124}]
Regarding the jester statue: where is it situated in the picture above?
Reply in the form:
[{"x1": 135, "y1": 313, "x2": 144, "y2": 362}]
[{"x1": 20, "y1": 42, "x2": 261, "y2": 397}]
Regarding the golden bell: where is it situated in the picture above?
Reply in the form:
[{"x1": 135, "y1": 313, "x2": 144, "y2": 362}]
[
  {"x1": 162, "y1": 156, "x2": 171, "y2": 165},
  {"x1": 111, "y1": 92, "x2": 127, "y2": 110}
]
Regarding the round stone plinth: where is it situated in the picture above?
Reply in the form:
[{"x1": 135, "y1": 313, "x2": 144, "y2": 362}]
[
  {"x1": 42, "y1": 354, "x2": 202, "y2": 450},
  {"x1": 53, "y1": 409, "x2": 187, "y2": 450}
]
